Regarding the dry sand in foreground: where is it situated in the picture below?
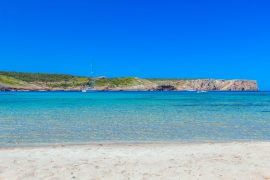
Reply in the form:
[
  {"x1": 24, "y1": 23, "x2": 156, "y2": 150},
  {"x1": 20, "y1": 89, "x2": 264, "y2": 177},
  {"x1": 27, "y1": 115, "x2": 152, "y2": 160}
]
[{"x1": 0, "y1": 142, "x2": 270, "y2": 180}]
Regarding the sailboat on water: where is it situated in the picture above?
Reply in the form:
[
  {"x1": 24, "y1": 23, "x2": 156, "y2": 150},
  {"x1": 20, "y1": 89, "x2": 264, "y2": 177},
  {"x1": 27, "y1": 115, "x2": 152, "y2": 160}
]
[{"x1": 82, "y1": 64, "x2": 96, "y2": 92}]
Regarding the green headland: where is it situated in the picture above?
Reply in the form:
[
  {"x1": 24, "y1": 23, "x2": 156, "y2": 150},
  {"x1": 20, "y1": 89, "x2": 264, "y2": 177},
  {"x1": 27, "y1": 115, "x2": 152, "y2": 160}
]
[{"x1": 0, "y1": 71, "x2": 258, "y2": 91}]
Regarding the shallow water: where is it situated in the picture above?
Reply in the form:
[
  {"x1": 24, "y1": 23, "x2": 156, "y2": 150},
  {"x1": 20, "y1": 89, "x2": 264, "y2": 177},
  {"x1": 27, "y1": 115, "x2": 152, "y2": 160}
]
[{"x1": 1, "y1": 91, "x2": 270, "y2": 146}]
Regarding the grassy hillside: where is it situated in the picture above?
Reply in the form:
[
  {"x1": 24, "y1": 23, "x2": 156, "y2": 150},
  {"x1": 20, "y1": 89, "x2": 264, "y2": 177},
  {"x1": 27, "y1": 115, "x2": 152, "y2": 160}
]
[
  {"x1": 146, "y1": 78, "x2": 200, "y2": 81},
  {"x1": 0, "y1": 71, "x2": 88, "y2": 82},
  {"x1": 0, "y1": 71, "x2": 90, "y2": 89},
  {"x1": 0, "y1": 75, "x2": 29, "y2": 86},
  {"x1": 95, "y1": 77, "x2": 138, "y2": 87},
  {"x1": 0, "y1": 71, "x2": 144, "y2": 89}
]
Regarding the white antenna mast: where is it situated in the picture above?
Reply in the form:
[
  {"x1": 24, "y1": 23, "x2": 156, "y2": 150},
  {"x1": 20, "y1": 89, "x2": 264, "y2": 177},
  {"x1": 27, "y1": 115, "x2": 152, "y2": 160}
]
[{"x1": 90, "y1": 63, "x2": 94, "y2": 76}]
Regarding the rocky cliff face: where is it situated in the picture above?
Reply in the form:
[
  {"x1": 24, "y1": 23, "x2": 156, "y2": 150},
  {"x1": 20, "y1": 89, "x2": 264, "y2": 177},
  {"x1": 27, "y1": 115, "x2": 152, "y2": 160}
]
[
  {"x1": 151, "y1": 79, "x2": 258, "y2": 91},
  {"x1": 95, "y1": 79, "x2": 258, "y2": 91}
]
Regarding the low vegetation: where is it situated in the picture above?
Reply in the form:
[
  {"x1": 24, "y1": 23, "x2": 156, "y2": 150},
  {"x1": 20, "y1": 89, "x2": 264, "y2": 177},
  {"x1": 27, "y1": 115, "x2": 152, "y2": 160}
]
[
  {"x1": 96, "y1": 77, "x2": 137, "y2": 87},
  {"x1": 0, "y1": 75, "x2": 28, "y2": 86},
  {"x1": 0, "y1": 71, "x2": 90, "y2": 89},
  {"x1": 0, "y1": 71, "x2": 88, "y2": 83},
  {"x1": 146, "y1": 78, "x2": 199, "y2": 81},
  {"x1": 0, "y1": 71, "x2": 141, "y2": 89}
]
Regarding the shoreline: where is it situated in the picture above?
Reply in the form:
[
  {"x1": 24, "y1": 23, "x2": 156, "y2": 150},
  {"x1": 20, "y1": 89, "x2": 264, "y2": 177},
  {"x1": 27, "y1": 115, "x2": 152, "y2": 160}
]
[
  {"x1": 1, "y1": 139, "x2": 270, "y2": 149},
  {"x1": 0, "y1": 89, "x2": 262, "y2": 92},
  {"x1": 1, "y1": 141, "x2": 270, "y2": 179}
]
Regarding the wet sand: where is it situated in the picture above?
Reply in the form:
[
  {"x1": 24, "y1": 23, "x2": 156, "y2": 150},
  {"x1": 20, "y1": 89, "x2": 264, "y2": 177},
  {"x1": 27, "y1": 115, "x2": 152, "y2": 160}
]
[{"x1": 0, "y1": 142, "x2": 270, "y2": 180}]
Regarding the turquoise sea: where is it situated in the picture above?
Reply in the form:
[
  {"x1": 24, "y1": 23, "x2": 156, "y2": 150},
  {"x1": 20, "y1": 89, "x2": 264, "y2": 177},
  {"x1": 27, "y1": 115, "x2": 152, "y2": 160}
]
[{"x1": 0, "y1": 91, "x2": 270, "y2": 146}]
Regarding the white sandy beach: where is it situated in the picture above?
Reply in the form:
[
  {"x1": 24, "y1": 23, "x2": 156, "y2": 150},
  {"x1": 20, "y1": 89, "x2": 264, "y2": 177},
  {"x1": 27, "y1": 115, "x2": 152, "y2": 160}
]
[{"x1": 0, "y1": 142, "x2": 270, "y2": 180}]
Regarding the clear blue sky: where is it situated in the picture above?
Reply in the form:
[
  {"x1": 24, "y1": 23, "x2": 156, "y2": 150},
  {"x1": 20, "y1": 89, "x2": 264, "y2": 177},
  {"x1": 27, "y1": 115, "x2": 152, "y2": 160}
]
[{"x1": 0, "y1": 0, "x2": 269, "y2": 89}]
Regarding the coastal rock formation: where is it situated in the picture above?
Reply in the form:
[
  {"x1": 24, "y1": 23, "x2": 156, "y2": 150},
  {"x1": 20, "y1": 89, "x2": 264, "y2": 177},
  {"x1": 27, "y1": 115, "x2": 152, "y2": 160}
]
[{"x1": 151, "y1": 79, "x2": 258, "y2": 91}]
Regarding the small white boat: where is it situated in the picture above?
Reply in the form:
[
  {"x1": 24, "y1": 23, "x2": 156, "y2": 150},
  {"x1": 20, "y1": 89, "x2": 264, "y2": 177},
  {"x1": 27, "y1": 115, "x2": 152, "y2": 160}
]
[
  {"x1": 186, "y1": 90, "x2": 196, "y2": 92},
  {"x1": 197, "y1": 90, "x2": 208, "y2": 93},
  {"x1": 82, "y1": 88, "x2": 96, "y2": 92}
]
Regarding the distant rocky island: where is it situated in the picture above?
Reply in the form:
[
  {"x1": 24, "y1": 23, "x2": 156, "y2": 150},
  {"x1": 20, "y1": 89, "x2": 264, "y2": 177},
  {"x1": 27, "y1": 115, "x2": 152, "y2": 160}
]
[{"x1": 0, "y1": 71, "x2": 258, "y2": 91}]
